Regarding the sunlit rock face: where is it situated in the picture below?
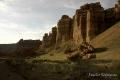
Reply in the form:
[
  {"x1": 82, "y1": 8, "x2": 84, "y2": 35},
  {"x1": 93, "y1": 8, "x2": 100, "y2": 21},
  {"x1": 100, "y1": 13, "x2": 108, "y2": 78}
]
[
  {"x1": 56, "y1": 15, "x2": 73, "y2": 45},
  {"x1": 73, "y1": 2, "x2": 104, "y2": 44},
  {"x1": 73, "y1": 1, "x2": 120, "y2": 45}
]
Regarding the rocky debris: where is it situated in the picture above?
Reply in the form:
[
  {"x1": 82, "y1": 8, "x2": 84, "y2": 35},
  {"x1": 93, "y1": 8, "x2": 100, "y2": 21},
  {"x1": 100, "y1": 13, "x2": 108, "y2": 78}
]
[
  {"x1": 78, "y1": 42, "x2": 95, "y2": 59},
  {"x1": 67, "y1": 42, "x2": 95, "y2": 60},
  {"x1": 82, "y1": 54, "x2": 96, "y2": 60},
  {"x1": 56, "y1": 15, "x2": 73, "y2": 45},
  {"x1": 79, "y1": 42, "x2": 95, "y2": 53}
]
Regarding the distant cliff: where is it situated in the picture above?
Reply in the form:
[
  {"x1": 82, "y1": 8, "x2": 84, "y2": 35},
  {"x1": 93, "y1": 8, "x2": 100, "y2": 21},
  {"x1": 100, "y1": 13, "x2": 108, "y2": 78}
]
[
  {"x1": 0, "y1": 39, "x2": 42, "y2": 57},
  {"x1": 16, "y1": 39, "x2": 42, "y2": 57}
]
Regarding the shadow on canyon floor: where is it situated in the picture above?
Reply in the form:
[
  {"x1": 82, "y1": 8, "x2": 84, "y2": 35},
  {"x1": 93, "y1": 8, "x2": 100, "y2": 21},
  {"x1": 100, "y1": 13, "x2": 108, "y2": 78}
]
[{"x1": 94, "y1": 47, "x2": 108, "y2": 53}]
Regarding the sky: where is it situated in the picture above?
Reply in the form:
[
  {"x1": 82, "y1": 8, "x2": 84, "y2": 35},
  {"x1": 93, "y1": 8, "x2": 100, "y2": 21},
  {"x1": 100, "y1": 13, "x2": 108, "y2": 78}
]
[{"x1": 0, "y1": 0, "x2": 118, "y2": 44}]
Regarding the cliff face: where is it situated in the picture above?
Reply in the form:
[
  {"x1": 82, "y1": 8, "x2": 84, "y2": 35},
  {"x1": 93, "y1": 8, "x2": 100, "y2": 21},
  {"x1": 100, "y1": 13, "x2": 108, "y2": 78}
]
[
  {"x1": 49, "y1": 27, "x2": 57, "y2": 46},
  {"x1": 17, "y1": 39, "x2": 41, "y2": 48},
  {"x1": 115, "y1": 0, "x2": 120, "y2": 20},
  {"x1": 42, "y1": 33, "x2": 49, "y2": 47},
  {"x1": 73, "y1": 2, "x2": 105, "y2": 44},
  {"x1": 56, "y1": 15, "x2": 73, "y2": 45},
  {"x1": 42, "y1": 1, "x2": 120, "y2": 48},
  {"x1": 42, "y1": 27, "x2": 57, "y2": 48},
  {"x1": 73, "y1": 2, "x2": 120, "y2": 45}
]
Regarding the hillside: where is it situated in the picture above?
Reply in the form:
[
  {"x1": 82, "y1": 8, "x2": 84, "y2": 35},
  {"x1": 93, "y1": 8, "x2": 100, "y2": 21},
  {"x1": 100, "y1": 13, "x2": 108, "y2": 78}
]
[{"x1": 91, "y1": 21, "x2": 120, "y2": 61}]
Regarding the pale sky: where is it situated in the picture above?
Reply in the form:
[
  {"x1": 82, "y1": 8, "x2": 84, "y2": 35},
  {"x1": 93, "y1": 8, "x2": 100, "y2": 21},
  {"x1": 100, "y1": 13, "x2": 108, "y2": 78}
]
[{"x1": 0, "y1": 0, "x2": 117, "y2": 44}]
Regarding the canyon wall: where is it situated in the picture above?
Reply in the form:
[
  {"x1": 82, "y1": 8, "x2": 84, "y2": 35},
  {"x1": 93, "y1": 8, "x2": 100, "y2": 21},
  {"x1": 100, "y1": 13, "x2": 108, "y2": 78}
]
[
  {"x1": 42, "y1": 33, "x2": 49, "y2": 47},
  {"x1": 115, "y1": 0, "x2": 120, "y2": 20},
  {"x1": 42, "y1": 27, "x2": 57, "y2": 48},
  {"x1": 73, "y1": 2, "x2": 105, "y2": 44},
  {"x1": 42, "y1": 1, "x2": 120, "y2": 48},
  {"x1": 56, "y1": 15, "x2": 73, "y2": 45}
]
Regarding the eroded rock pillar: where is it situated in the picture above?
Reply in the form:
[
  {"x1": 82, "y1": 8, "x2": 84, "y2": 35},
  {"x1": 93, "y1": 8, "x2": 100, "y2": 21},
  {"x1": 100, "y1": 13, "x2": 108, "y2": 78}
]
[
  {"x1": 86, "y1": 10, "x2": 95, "y2": 42},
  {"x1": 80, "y1": 14, "x2": 87, "y2": 42}
]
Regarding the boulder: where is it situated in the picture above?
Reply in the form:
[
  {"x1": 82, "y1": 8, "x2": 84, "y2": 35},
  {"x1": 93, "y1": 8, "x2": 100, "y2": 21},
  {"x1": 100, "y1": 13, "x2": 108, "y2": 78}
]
[
  {"x1": 78, "y1": 42, "x2": 96, "y2": 59},
  {"x1": 67, "y1": 51, "x2": 80, "y2": 60}
]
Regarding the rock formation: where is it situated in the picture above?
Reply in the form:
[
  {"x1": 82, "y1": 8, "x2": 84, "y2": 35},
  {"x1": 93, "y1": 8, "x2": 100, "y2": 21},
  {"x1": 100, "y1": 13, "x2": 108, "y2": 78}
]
[
  {"x1": 73, "y1": 2, "x2": 104, "y2": 44},
  {"x1": 41, "y1": 0, "x2": 120, "y2": 50},
  {"x1": 42, "y1": 33, "x2": 49, "y2": 47},
  {"x1": 48, "y1": 27, "x2": 57, "y2": 47},
  {"x1": 42, "y1": 27, "x2": 57, "y2": 48},
  {"x1": 17, "y1": 39, "x2": 41, "y2": 48},
  {"x1": 56, "y1": 15, "x2": 73, "y2": 45},
  {"x1": 115, "y1": 0, "x2": 120, "y2": 20},
  {"x1": 104, "y1": 1, "x2": 120, "y2": 28},
  {"x1": 16, "y1": 39, "x2": 41, "y2": 56},
  {"x1": 48, "y1": 32, "x2": 52, "y2": 47},
  {"x1": 104, "y1": 8, "x2": 116, "y2": 28},
  {"x1": 51, "y1": 27, "x2": 57, "y2": 46},
  {"x1": 73, "y1": 1, "x2": 120, "y2": 45}
]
